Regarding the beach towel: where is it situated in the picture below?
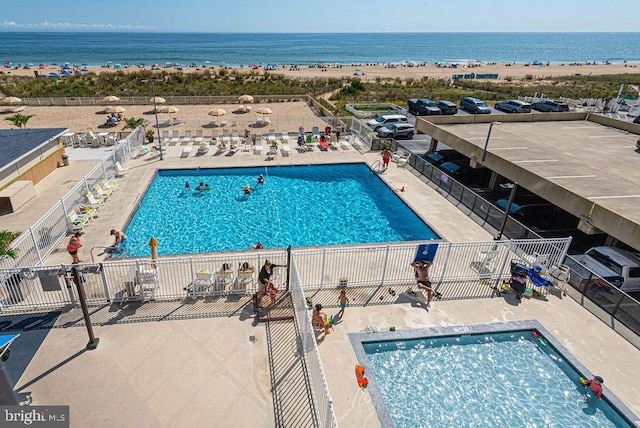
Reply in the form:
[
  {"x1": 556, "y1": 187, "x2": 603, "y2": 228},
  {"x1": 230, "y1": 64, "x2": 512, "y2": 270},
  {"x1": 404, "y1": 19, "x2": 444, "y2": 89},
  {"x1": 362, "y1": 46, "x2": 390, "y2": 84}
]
[
  {"x1": 414, "y1": 243, "x2": 438, "y2": 263},
  {"x1": 527, "y1": 266, "x2": 553, "y2": 287}
]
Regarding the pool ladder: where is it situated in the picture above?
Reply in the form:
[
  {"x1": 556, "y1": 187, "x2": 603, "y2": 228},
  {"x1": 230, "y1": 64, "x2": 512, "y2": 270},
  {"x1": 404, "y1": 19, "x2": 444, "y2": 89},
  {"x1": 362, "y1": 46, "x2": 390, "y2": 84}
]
[{"x1": 370, "y1": 160, "x2": 383, "y2": 175}]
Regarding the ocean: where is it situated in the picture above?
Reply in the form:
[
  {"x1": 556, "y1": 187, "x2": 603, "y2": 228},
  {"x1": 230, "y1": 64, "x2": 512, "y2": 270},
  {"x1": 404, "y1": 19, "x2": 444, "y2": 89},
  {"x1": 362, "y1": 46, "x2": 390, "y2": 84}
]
[{"x1": 1, "y1": 32, "x2": 639, "y2": 66}]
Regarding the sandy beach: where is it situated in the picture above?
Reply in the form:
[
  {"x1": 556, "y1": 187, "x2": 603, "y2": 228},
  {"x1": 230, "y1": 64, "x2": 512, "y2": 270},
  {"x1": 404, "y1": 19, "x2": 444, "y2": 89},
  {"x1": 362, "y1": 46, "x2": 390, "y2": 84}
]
[
  {"x1": 2, "y1": 61, "x2": 640, "y2": 83},
  {"x1": 0, "y1": 101, "x2": 328, "y2": 134}
]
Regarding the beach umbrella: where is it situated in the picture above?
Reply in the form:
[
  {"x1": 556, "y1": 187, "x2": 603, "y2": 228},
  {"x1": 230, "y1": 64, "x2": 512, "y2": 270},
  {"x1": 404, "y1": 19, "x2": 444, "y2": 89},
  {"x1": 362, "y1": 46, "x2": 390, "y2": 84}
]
[
  {"x1": 105, "y1": 106, "x2": 126, "y2": 114},
  {"x1": 39, "y1": 63, "x2": 46, "y2": 68},
  {"x1": 255, "y1": 107, "x2": 273, "y2": 115},
  {"x1": 61, "y1": 71, "x2": 71, "y2": 76},
  {"x1": 238, "y1": 94, "x2": 254, "y2": 103},
  {"x1": 1, "y1": 97, "x2": 22, "y2": 105},
  {"x1": 49, "y1": 72, "x2": 60, "y2": 77},
  {"x1": 149, "y1": 96, "x2": 166, "y2": 105},
  {"x1": 159, "y1": 106, "x2": 179, "y2": 114},
  {"x1": 208, "y1": 108, "x2": 226, "y2": 117},
  {"x1": 103, "y1": 95, "x2": 120, "y2": 103}
]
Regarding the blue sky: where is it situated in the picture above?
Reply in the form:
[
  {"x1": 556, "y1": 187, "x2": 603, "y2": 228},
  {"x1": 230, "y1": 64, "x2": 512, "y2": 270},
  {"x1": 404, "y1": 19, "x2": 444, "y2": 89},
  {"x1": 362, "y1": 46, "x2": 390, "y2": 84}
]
[{"x1": 1, "y1": 0, "x2": 638, "y2": 33}]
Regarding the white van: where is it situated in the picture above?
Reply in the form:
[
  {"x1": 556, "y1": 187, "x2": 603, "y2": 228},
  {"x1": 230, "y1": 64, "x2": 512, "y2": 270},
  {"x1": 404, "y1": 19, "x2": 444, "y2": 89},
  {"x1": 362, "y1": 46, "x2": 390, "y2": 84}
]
[
  {"x1": 573, "y1": 246, "x2": 640, "y2": 292},
  {"x1": 367, "y1": 114, "x2": 409, "y2": 131}
]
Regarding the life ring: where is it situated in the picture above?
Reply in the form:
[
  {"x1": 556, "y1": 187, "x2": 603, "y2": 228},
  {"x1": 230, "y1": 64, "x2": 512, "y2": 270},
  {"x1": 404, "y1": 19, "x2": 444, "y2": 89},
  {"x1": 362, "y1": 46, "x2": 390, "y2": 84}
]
[{"x1": 20, "y1": 269, "x2": 37, "y2": 280}]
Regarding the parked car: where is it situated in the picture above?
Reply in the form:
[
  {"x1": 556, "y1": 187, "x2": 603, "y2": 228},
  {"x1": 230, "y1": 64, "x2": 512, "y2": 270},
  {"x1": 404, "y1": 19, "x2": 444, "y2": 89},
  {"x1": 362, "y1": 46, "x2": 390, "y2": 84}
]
[
  {"x1": 408, "y1": 99, "x2": 441, "y2": 116},
  {"x1": 495, "y1": 199, "x2": 560, "y2": 228},
  {"x1": 436, "y1": 100, "x2": 458, "y2": 115},
  {"x1": 494, "y1": 99, "x2": 532, "y2": 113},
  {"x1": 377, "y1": 123, "x2": 415, "y2": 139},
  {"x1": 367, "y1": 114, "x2": 409, "y2": 131},
  {"x1": 460, "y1": 97, "x2": 492, "y2": 114},
  {"x1": 439, "y1": 159, "x2": 492, "y2": 183},
  {"x1": 422, "y1": 150, "x2": 467, "y2": 166},
  {"x1": 572, "y1": 246, "x2": 640, "y2": 292},
  {"x1": 531, "y1": 100, "x2": 570, "y2": 112}
]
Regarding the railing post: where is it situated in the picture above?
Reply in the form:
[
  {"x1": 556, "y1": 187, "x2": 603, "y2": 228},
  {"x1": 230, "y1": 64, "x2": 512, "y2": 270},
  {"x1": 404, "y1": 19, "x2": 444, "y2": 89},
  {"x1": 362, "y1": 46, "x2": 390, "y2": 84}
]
[
  {"x1": 99, "y1": 262, "x2": 112, "y2": 303},
  {"x1": 285, "y1": 245, "x2": 292, "y2": 293},
  {"x1": 380, "y1": 245, "x2": 390, "y2": 286},
  {"x1": 438, "y1": 242, "x2": 454, "y2": 284},
  {"x1": 28, "y1": 227, "x2": 43, "y2": 265},
  {"x1": 320, "y1": 248, "x2": 326, "y2": 290},
  {"x1": 101, "y1": 160, "x2": 108, "y2": 181}
]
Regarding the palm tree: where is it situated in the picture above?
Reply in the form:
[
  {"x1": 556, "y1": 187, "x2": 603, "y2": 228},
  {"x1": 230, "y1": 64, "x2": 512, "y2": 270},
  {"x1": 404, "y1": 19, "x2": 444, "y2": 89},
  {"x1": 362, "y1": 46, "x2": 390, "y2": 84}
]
[
  {"x1": 4, "y1": 113, "x2": 35, "y2": 129},
  {"x1": 123, "y1": 117, "x2": 146, "y2": 130},
  {"x1": 0, "y1": 230, "x2": 19, "y2": 259}
]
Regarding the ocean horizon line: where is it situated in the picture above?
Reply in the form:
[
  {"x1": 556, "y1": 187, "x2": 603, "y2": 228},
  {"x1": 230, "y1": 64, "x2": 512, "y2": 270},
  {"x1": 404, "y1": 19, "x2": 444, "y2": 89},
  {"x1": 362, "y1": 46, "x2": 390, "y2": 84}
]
[{"x1": 1, "y1": 30, "x2": 640, "y2": 35}]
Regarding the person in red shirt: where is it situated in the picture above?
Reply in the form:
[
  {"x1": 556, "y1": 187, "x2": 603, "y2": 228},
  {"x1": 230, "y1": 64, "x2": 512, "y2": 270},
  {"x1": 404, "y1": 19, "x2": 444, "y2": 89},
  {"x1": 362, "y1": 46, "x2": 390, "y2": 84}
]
[{"x1": 580, "y1": 376, "x2": 604, "y2": 400}]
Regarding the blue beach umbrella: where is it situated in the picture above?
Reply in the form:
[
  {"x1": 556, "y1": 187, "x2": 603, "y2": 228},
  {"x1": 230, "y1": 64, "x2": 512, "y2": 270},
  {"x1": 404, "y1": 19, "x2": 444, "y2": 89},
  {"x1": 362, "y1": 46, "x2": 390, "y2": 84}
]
[
  {"x1": 114, "y1": 64, "x2": 124, "y2": 69},
  {"x1": 25, "y1": 62, "x2": 34, "y2": 67},
  {"x1": 74, "y1": 71, "x2": 82, "y2": 75},
  {"x1": 81, "y1": 63, "x2": 88, "y2": 66},
  {"x1": 62, "y1": 71, "x2": 71, "y2": 76},
  {"x1": 49, "y1": 72, "x2": 60, "y2": 77},
  {"x1": 81, "y1": 68, "x2": 89, "y2": 72}
]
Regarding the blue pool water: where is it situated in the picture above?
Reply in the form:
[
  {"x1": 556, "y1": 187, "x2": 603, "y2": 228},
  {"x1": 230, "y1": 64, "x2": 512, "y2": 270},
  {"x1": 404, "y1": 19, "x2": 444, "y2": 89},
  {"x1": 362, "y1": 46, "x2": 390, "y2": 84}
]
[
  {"x1": 124, "y1": 163, "x2": 439, "y2": 256},
  {"x1": 364, "y1": 332, "x2": 631, "y2": 427}
]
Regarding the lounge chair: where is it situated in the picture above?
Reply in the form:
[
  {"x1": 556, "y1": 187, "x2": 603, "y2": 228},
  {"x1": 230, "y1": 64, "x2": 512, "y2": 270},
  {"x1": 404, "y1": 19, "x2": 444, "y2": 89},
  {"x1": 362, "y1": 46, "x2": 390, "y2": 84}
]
[
  {"x1": 136, "y1": 266, "x2": 159, "y2": 302},
  {"x1": 135, "y1": 146, "x2": 149, "y2": 157},
  {"x1": 182, "y1": 130, "x2": 192, "y2": 144},
  {"x1": 189, "y1": 270, "x2": 214, "y2": 297},
  {"x1": 305, "y1": 134, "x2": 315, "y2": 151},
  {"x1": 67, "y1": 210, "x2": 90, "y2": 231},
  {"x1": 86, "y1": 192, "x2": 105, "y2": 206},
  {"x1": 220, "y1": 119, "x2": 228, "y2": 127},
  {"x1": 266, "y1": 143, "x2": 278, "y2": 160},
  {"x1": 194, "y1": 130, "x2": 203, "y2": 143},
  {"x1": 267, "y1": 131, "x2": 276, "y2": 141},
  {"x1": 181, "y1": 145, "x2": 192, "y2": 158},
  {"x1": 102, "y1": 178, "x2": 119, "y2": 193},
  {"x1": 196, "y1": 143, "x2": 209, "y2": 155},
  {"x1": 253, "y1": 139, "x2": 263, "y2": 155},
  {"x1": 237, "y1": 266, "x2": 255, "y2": 291},
  {"x1": 115, "y1": 161, "x2": 128, "y2": 176},
  {"x1": 263, "y1": 117, "x2": 271, "y2": 125},
  {"x1": 319, "y1": 137, "x2": 330, "y2": 151},
  {"x1": 281, "y1": 143, "x2": 291, "y2": 157},
  {"x1": 94, "y1": 184, "x2": 112, "y2": 199},
  {"x1": 162, "y1": 130, "x2": 170, "y2": 144},
  {"x1": 231, "y1": 132, "x2": 240, "y2": 145},
  {"x1": 170, "y1": 131, "x2": 180, "y2": 145},
  {"x1": 222, "y1": 132, "x2": 231, "y2": 145},
  {"x1": 215, "y1": 265, "x2": 235, "y2": 292},
  {"x1": 281, "y1": 132, "x2": 290, "y2": 143},
  {"x1": 77, "y1": 204, "x2": 97, "y2": 218}
]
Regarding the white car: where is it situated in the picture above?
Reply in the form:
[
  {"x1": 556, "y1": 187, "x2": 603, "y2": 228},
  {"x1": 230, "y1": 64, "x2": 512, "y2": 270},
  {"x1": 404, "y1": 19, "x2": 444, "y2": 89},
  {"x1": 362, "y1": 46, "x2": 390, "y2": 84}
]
[{"x1": 367, "y1": 114, "x2": 409, "y2": 131}]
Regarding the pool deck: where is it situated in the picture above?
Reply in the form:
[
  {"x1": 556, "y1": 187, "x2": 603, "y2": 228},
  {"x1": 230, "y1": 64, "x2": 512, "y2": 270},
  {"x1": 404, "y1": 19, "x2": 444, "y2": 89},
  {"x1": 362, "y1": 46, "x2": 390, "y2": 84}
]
[{"x1": 3, "y1": 143, "x2": 640, "y2": 427}]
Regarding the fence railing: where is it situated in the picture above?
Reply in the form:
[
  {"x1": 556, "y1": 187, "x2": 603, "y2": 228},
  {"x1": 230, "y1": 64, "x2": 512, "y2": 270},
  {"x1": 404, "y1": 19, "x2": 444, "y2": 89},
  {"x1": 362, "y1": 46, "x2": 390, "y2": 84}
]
[
  {"x1": 0, "y1": 239, "x2": 571, "y2": 313},
  {"x1": 0, "y1": 126, "x2": 144, "y2": 271},
  {"x1": 17, "y1": 95, "x2": 311, "y2": 107},
  {"x1": 290, "y1": 257, "x2": 338, "y2": 428}
]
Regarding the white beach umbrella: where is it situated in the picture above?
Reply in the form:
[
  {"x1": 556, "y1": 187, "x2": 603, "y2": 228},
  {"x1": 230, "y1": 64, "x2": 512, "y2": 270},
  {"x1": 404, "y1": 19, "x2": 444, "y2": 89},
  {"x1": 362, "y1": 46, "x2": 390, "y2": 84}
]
[
  {"x1": 1, "y1": 96, "x2": 22, "y2": 105},
  {"x1": 103, "y1": 95, "x2": 120, "y2": 103},
  {"x1": 255, "y1": 107, "x2": 273, "y2": 115},
  {"x1": 208, "y1": 108, "x2": 227, "y2": 117},
  {"x1": 159, "y1": 106, "x2": 179, "y2": 114},
  {"x1": 149, "y1": 96, "x2": 166, "y2": 104},
  {"x1": 238, "y1": 94, "x2": 254, "y2": 103},
  {"x1": 104, "y1": 106, "x2": 126, "y2": 113}
]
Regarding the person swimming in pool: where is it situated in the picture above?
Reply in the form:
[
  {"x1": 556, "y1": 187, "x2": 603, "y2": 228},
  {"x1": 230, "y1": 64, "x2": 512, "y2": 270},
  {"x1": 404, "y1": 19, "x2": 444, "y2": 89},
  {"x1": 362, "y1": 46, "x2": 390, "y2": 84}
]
[
  {"x1": 256, "y1": 174, "x2": 265, "y2": 184},
  {"x1": 243, "y1": 185, "x2": 252, "y2": 195},
  {"x1": 196, "y1": 182, "x2": 205, "y2": 191}
]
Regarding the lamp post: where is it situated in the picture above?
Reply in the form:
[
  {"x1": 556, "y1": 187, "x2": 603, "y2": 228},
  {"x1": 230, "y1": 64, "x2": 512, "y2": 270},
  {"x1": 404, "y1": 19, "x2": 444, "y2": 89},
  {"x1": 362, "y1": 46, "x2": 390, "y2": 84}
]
[
  {"x1": 481, "y1": 121, "x2": 501, "y2": 163},
  {"x1": 141, "y1": 79, "x2": 163, "y2": 161},
  {"x1": 495, "y1": 182, "x2": 518, "y2": 241}
]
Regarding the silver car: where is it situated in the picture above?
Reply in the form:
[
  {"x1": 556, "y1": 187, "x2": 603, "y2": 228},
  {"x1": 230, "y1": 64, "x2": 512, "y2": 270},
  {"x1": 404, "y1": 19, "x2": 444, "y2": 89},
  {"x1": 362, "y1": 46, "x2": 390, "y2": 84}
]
[
  {"x1": 495, "y1": 99, "x2": 532, "y2": 113},
  {"x1": 377, "y1": 123, "x2": 415, "y2": 139}
]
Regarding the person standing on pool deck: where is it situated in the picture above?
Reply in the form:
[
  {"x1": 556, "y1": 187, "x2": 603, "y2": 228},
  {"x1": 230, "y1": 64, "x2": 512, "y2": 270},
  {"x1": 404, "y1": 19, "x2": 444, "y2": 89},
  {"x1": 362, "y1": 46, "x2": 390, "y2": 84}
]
[
  {"x1": 258, "y1": 259, "x2": 287, "y2": 307},
  {"x1": 410, "y1": 260, "x2": 434, "y2": 307},
  {"x1": 111, "y1": 229, "x2": 127, "y2": 247},
  {"x1": 337, "y1": 288, "x2": 349, "y2": 318},
  {"x1": 381, "y1": 147, "x2": 392, "y2": 170},
  {"x1": 66, "y1": 231, "x2": 84, "y2": 263}
]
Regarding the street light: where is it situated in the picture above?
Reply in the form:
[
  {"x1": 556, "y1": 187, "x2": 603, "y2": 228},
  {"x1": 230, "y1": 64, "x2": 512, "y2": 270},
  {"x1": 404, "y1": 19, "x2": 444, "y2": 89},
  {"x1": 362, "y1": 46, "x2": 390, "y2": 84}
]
[
  {"x1": 495, "y1": 182, "x2": 518, "y2": 241},
  {"x1": 141, "y1": 79, "x2": 163, "y2": 161},
  {"x1": 481, "y1": 121, "x2": 501, "y2": 163}
]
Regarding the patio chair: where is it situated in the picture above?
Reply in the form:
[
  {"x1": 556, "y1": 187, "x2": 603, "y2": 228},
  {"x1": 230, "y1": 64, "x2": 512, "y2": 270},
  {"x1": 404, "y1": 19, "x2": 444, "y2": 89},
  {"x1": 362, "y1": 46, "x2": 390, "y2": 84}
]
[
  {"x1": 135, "y1": 146, "x2": 149, "y2": 157},
  {"x1": 162, "y1": 130, "x2": 170, "y2": 144},
  {"x1": 77, "y1": 204, "x2": 98, "y2": 218},
  {"x1": 196, "y1": 143, "x2": 209, "y2": 155},
  {"x1": 189, "y1": 270, "x2": 214, "y2": 297},
  {"x1": 305, "y1": 134, "x2": 315, "y2": 151},
  {"x1": 102, "y1": 178, "x2": 119, "y2": 193},
  {"x1": 471, "y1": 249, "x2": 498, "y2": 279},
  {"x1": 237, "y1": 266, "x2": 255, "y2": 292},
  {"x1": 221, "y1": 132, "x2": 231, "y2": 145},
  {"x1": 86, "y1": 132, "x2": 98, "y2": 148},
  {"x1": 182, "y1": 130, "x2": 192, "y2": 144},
  {"x1": 115, "y1": 161, "x2": 128, "y2": 177},
  {"x1": 94, "y1": 184, "x2": 112, "y2": 199},
  {"x1": 312, "y1": 126, "x2": 319, "y2": 138},
  {"x1": 319, "y1": 136, "x2": 330, "y2": 151},
  {"x1": 136, "y1": 266, "x2": 159, "y2": 302},
  {"x1": 231, "y1": 132, "x2": 240, "y2": 145},
  {"x1": 266, "y1": 143, "x2": 278, "y2": 160},
  {"x1": 194, "y1": 130, "x2": 203, "y2": 143},
  {"x1": 86, "y1": 192, "x2": 105, "y2": 207},
  {"x1": 267, "y1": 131, "x2": 276, "y2": 141},
  {"x1": 281, "y1": 143, "x2": 291, "y2": 157},
  {"x1": 215, "y1": 265, "x2": 235, "y2": 292},
  {"x1": 170, "y1": 130, "x2": 180, "y2": 145},
  {"x1": 67, "y1": 209, "x2": 90, "y2": 231},
  {"x1": 181, "y1": 145, "x2": 192, "y2": 158},
  {"x1": 263, "y1": 117, "x2": 271, "y2": 125},
  {"x1": 281, "y1": 132, "x2": 290, "y2": 143},
  {"x1": 220, "y1": 119, "x2": 229, "y2": 127}
]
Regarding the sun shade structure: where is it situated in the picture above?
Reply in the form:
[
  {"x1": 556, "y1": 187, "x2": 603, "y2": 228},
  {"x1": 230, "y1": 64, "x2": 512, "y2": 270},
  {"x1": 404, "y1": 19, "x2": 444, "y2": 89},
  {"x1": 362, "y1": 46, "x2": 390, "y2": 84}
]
[
  {"x1": 104, "y1": 106, "x2": 126, "y2": 113},
  {"x1": 255, "y1": 107, "x2": 273, "y2": 115},
  {"x1": 208, "y1": 108, "x2": 227, "y2": 117},
  {"x1": 238, "y1": 94, "x2": 254, "y2": 103},
  {"x1": 1, "y1": 97, "x2": 22, "y2": 105},
  {"x1": 103, "y1": 95, "x2": 120, "y2": 103},
  {"x1": 159, "y1": 106, "x2": 179, "y2": 114},
  {"x1": 149, "y1": 97, "x2": 166, "y2": 104}
]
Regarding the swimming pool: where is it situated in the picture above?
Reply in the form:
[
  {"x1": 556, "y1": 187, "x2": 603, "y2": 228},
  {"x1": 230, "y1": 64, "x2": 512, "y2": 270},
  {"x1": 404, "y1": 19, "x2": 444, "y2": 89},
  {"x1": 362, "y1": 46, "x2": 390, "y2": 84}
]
[
  {"x1": 124, "y1": 163, "x2": 439, "y2": 256},
  {"x1": 350, "y1": 321, "x2": 637, "y2": 428}
]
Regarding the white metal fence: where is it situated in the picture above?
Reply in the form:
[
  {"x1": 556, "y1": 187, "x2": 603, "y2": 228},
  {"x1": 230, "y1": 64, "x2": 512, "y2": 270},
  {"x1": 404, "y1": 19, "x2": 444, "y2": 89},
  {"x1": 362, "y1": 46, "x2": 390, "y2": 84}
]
[
  {"x1": 290, "y1": 257, "x2": 338, "y2": 428},
  {"x1": 0, "y1": 126, "x2": 144, "y2": 271}
]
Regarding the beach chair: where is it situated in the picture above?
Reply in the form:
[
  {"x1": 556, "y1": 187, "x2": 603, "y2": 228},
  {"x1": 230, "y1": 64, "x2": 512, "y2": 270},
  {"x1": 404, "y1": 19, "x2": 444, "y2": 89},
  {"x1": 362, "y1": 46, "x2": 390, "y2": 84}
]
[
  {"x1": 102, "y1": 178, "x2": 119, "y2": 193},
  {"x1": 256, "y1": 118, "x2": 263, "y2": 126},
  {"x1": 181, "y1": 145, "x2": 192, "y2": 158},
  {"x1": 106, "y1": 132, "x2": 118, "y2": 146},
  {"x1": 267, "y1": 131, "x2": 276, "y2": 141},
  {"x1": 194, "y1": 129, "x2": 203, "y2": 143},
  {"x1": 264, "y1": 117, "x2": 271, "y2": 125},
  {"x1": 222, "y1": 132, "x2": 231, "y2": 145},
  {"x1": 115, "y1": 161, "x2": 128, "y2": 177},
  {"x1": 94, "y1": 184, "x2": 112, "y2": 199},
  {"x1": 237, "y1": 268, "x2": 255, "y2": 292},
  {"x1": 305, "y1": 134, "x2": 315, "y2": 151},
  {"x1": 319, "y1": 137, "x2": 330, "y2": 151},
  {"x1": 182, "y1": 130, "x2": 192, "y2": 144},
  {"x1": 266, "y1": 143, "x2": 279, "y2": 160},
  {"x1": 231, "y1": 132, "x2": 240, "y2": 145},
  {"x1": 136, "y1": 266, "x2": 159, "y2": 302},
  {"x1": 196, "y1": 143, "x2": 209, "y2": 155},
  {"x1": 135, "y1": 146, "x2": 149, "y2": 157},
  {"x1": 215, "y1": 265, "x2": 235, "y2": 292},
  {"x1": 170, "y1": 130, "x2": 180, "y2": 145},
  {"x1": 189, "y1": 270, "x2": 214, "y2": 297},
  {"x1": 312, "y1": 126, "x2": 319, "y2": 138},
  {"x1": 281, "y1": 143, "x2": 291, "y2": 157},
  {"x1": 281, "y1": 132, "x2": 290, "y2": 143},
  {"x1": 253, "y1": 139, "x2": 263, "y2": 155},
  {"x1": 220, "y1": 119, "x2": 229, "y2": 127},
  {"x1": 162, "y1": 130, "x2": 170, "y2": 144},
  {"x1": 86, "y1": 132, "x2": 98, "y2": 148},
  {"x1": 86, "y1": 192, "x2": 105, "y2": 207},
  {"x1": 67, "y1": 210, "x2": 90, "y2": 232},
  {"x1": 77, "y1": 204, "x2": 98, "y2": 218}
]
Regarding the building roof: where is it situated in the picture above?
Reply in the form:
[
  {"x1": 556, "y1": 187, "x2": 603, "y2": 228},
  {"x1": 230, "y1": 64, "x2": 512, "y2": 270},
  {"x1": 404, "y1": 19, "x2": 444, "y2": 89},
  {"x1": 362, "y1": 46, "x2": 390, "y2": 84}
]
[{"x1": 0, "y1": 128, "x2": 67, "y2": 171}]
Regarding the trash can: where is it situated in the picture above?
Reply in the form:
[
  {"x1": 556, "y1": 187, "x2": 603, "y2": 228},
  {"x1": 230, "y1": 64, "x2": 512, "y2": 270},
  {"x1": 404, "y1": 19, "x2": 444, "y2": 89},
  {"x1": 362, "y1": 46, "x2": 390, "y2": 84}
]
[{"x1": 61, "y1": 154, "x2": 69, "y2": 166}]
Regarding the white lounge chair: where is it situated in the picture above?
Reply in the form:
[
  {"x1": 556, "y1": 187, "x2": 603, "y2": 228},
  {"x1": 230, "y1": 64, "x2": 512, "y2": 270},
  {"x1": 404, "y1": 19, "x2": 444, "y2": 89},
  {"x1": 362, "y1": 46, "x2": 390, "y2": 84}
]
[
  {"x1": 281, "y1": 143, "x2": 291, "y2": 157},
  {"x1": 281, "y1": 132, "x2": 290, "y2": 143},
  {"x1": 68, "y1": 209, "x2": 90, "y2": 231},
  {"x1": 102, "y1": 179, "x2": 119, "y2": 193},
  {"x1": 196, "y1": 143, "x2": 209, "y2": 155},
  {"x1": 189, "y1": 270, "x2": 214, "y2": 297},
  {"x1": 253, "y1": 140, "x2": 263, "y2": 155},
  {"x1": 181, "y1": 145, "x2": 192, "y2": 158},
  {"x1": 135, "y1": 146, "x2": 149, "y2": 157},
  {"x1": 86, "y1": 192, "x2": 105, "y2": 207},
  {"x1": 162, "y1": 130, "x2": 170, "y2": 144},
  {"x1": 115, "y1": 161, "x2": 128, "y2": 177},
  {"x1": 94, "y1": 184, "x2": 112, "y2": 199},
  {"x1": 170, "y1": 130, "x2": 180, "y2": 145},
  {"x1": 194, "y1": 130, "x2": 203, "y2": 143},
  {"x1": 220, "y1": 119, "x2": 229, "y2": 127},
  {"x1": 182, "y1": 130, "x2": 192, "y2": 144},
  {"x1": 231, "y1": 132, "x2": 240, "y2": 145}
]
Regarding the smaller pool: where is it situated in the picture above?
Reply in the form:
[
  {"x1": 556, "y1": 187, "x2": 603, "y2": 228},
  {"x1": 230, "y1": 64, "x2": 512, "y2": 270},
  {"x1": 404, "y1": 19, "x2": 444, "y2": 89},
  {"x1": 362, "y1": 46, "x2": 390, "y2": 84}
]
[{"x1": 350, "y1": 321, "x2": 637, "y2": 428}]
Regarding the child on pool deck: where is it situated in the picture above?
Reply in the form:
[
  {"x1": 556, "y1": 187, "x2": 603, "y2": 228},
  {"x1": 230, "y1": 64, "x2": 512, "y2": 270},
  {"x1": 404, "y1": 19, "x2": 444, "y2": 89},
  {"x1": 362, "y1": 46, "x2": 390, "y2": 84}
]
[{"x1": 338, "y1": 289, "x2": 349, "y2": 318}]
